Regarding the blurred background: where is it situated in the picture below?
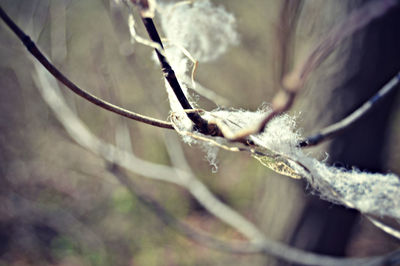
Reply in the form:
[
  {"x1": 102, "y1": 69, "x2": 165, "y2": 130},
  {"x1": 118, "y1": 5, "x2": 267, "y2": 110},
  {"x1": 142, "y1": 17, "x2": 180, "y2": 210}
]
[{"x1": 0, "y1": 0, "x2": 399, "y2": 265}]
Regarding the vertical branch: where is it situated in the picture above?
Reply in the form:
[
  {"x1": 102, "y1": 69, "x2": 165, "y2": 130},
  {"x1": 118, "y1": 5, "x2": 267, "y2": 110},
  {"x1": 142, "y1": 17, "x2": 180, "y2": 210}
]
[
  {"x1": 132, "y1": 0, "x2": 211, "y2": 134},
  {"x1": 140, "y1": 17, "x2": 193, "y2": 112}
]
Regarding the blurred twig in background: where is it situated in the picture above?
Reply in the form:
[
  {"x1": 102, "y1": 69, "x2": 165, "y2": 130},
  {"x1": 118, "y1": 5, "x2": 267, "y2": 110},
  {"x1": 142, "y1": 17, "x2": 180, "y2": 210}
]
[
  {"x1": 231, "y1": 0, "x2": 400, "y2": 140},
  {"x1": 33, "y1": 50, "x2": 400, "y2": 266}
]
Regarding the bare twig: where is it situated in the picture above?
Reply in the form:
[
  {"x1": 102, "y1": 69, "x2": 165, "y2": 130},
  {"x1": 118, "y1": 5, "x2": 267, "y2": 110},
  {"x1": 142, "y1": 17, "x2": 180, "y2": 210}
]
[
  {"x1": 110, "y1": 166, "x2": 400, "y2": 266},
  {"x1": 0, "y1": 5, "x2": 173, "y2": 130},
  {"x1": 160, "y1": 38, "x2": 230, "y2": 106},
  {"x1": 34, "y1": 63, "x2": 264, "y2": 242},
  {"x1": 130, "y1": 2, "x2": 213, "y2": 134},
  {"x1": 300, "y1": 72, "x2": 400, "y2": 147},
  {"x1": 229, "y1": 0, "x2": 399, "y2": 141},
  {"x1": 367, "y1": 216, "x2": 400, "y2": 240},
  {"x1": 7, "y1": 2, "x2": 400, "y2": 264},
  {"x1": 35, "y1": 62, "x2": 400, "y2": 266}
]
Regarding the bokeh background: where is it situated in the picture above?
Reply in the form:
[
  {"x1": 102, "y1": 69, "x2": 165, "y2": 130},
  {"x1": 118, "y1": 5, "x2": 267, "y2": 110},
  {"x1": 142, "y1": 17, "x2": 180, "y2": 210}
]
[{"x1": 0, "y1": 0, "x2": 399, "y2": 265}]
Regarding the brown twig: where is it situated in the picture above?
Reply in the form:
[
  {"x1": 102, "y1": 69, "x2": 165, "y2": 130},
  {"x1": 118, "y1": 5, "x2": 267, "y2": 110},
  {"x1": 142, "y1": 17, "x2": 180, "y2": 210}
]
[
  {"x1": 299, "y1": 71, "x2": 400, "y2": 147},
  {"x1": 267, "y1": 0, "x2": 399, "y2": 129},
  {"x1": 0, "y1": 6, "x2": 174, "y2": 130},
  {"x1": 35, "y1": 44, "x2": 400, "y2": 265},
  {"x1": 230, "y1": 0, "x2": 399, "y2": 141}
]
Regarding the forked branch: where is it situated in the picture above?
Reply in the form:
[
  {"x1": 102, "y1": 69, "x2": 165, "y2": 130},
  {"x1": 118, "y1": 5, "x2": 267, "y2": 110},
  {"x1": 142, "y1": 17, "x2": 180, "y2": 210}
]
[{"x1": 35, "y1": 58, "x2": 400, "y2": 266}]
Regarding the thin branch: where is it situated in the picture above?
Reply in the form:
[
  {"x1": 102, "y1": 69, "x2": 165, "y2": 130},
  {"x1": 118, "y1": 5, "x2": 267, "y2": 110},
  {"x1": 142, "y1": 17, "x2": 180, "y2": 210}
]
[
  {"x1": 35, "y1": 37, "x2": 400, "y2": 266},
  {"x1": 0, "y1": 6, "x2": 173, "y2": 130},
  {"x1": 110, "y1": 165, "x2": 400, "y2": 266},
  {"x1": 34, "y1": 42, "x2": 400, "y2": 266},
  {"x1": 131, "y1": 1, "x2": 212, "y2": 134},
  {"x1": 229, "y1": 0, "x2": 399, "y2": 141},
  {"x1": 34, "y1": 63, "x2": 264, "y2": 242},
  {"x1": 300, "y1": 72, "x2": 400, "y2": 147},
  {"x1": 8, "y1": 2, "x2": 400, "y2": 264},
  {"x1": 367, "y1": 216, "x2": 400, "y2": 240},
  {"x1": 161, "y1": 38, "x2": 230, "y2": 106}
]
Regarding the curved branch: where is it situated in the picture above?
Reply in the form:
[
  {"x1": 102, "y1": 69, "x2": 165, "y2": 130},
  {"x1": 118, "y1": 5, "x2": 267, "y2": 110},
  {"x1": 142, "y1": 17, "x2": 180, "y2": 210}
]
[
  {"x1": 0, "y1": 6, "x2": 173, "y2": 130},
  {"x1": 228, "y1": 0, "x2": 399, "y2": 141},
  {"x1": 35, "y1": 50, "x2": 400, "y2": 266},
  {"x1": 266, "y1": 0, "x2": 399, "y2": 128}
]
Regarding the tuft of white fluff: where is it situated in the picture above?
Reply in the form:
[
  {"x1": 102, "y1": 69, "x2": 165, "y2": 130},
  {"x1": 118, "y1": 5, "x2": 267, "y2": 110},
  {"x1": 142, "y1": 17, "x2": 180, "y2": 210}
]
[
  {"x1": 206, "y1": 107, "x2": 400, "y2": 220},
  {"x1": 173, "y1": 103, "x2": 400, "y2": 220},
  {"x1": 154, "y1": 1, "x2": 400, "y2": 220},
  {"x1": 158, "y1": 0, "x2": 239, "y2": 68},
  {"x1": 156, "y1": 0, "x2": 239, "y2": 154}
]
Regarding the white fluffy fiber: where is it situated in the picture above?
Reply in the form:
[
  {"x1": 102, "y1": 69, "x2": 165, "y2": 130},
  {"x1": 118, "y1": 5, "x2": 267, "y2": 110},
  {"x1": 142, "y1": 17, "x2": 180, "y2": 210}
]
[
  {"x1": 158, "y1": 0, "x2": 239, "y2": 66},
  {"x1": 209, "y1": 107, "x2": 400, "y2": 220},
  {"x1": 156, "y1": 0, "x2": 238, "y2": 131},
  {"x1": 154, "y1": 1, "x2": 400, "y2": 220}
]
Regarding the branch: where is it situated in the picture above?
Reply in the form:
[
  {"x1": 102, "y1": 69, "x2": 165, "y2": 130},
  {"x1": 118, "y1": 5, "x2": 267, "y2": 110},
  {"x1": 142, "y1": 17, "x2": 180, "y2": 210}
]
[
  {"x1": 111, "y1": 165, "x2": 400, "y2": 266},
  {"x1": 33, "y1": 62, "x2": 264, "y2": 243},
  {"x1": 110, "y1": 165, "x2": 400, "y2": 266},
  {"x1": 131, "y1": 1, "x2": 212, "y2": 134},
  {"x1": 0, "y1": 5, "x2": 173, "y2": 130},
  {"x1": 229, "y1": 0, "x2": 399, "y2": 141},
  {"x1": 35, "y1": 49, "x2": 400, "y2": 266},
  {"x1": 300, "y1": 71, "x2": 400, "y2": 147}
]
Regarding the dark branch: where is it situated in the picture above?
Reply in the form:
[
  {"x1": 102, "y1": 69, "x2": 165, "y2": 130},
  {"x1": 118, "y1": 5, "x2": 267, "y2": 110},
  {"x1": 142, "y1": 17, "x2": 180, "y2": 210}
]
[
  {"x1": 138, "y1": 14, "x2": 212, "y2": 134},
  {"x1": 300, "y1": 71, "x2": 400, "y2": 147},
  {"x1": 0, "y1": 6, "x2": 173, "y2": 130}
]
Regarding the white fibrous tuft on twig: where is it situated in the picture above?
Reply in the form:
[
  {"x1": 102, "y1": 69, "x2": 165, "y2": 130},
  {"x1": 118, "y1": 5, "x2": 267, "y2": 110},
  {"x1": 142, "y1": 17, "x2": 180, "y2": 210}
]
[
  {"x1": 152, "y1": 1, "x2": 400, "y2": 222},
  {"x1": 200, "y1": 107, "x2": 400, "y2": 221},
  {"x1": 172, "y1": 92, "x2": 400, "y2": 221},
  {"x1": 156, "y1": 0, "x2": 238, "y2": 133},
  {"x1": 158, "y1": 0, "x2": 238, "y2": 67}
]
